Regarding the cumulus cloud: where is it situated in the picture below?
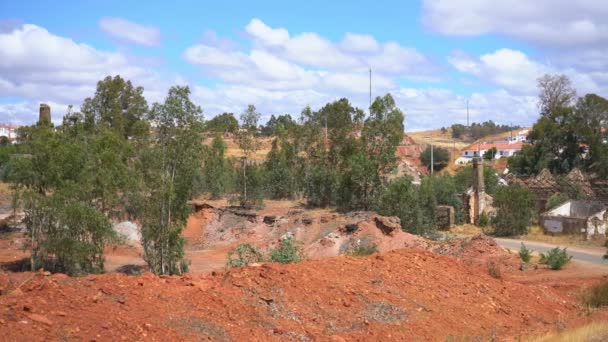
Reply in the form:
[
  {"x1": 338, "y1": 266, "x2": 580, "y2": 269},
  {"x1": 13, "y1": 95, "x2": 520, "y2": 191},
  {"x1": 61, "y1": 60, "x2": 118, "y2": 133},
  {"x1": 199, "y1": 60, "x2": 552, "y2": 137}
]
[
  {"x1": 448, "y1": 48, "x2": 607, "y2": 96},
  {"x1": 422, "y1": 0, "x2": 608, "y2": 47},
  {"x1": 243, "y1": 18, "x2": 436, "y2": 77},
  {"x1": 99, "y1": 17, "x2": 161, "y2": 47},
  {"x1": 0, "y1": 24, "x2": 174, "y2": 124}
]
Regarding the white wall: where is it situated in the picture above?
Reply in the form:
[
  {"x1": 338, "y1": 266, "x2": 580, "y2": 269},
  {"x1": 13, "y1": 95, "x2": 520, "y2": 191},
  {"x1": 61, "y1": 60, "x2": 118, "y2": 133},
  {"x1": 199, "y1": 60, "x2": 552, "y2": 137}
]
[{"x1": 586, "y1": 209, "x2": 607, "y2": 237}]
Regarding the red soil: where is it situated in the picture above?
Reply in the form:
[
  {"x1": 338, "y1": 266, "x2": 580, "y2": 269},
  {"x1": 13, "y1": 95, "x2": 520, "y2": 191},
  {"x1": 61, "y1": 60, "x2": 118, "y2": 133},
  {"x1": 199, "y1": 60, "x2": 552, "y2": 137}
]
[{"x1": 0, "y1": 248, "x2": 592, "y2": 341}]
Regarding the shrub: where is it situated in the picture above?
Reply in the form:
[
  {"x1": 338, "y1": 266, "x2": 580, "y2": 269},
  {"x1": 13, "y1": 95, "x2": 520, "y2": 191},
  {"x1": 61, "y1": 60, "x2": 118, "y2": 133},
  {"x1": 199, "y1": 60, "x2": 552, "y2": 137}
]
[
  {"x1": 519, "y1": 243, "x2": 533, "y2": 263},
  {"x1": 270, "y1": 236, "x2": 303, "y2": 264},
  {"x1": 584, "y1": 281, "x2": 608, "y2": 308},
  {"x1": 545, "y1": 192, "x2": 568, "y2": 210},
  {"x1": 478, "y1": 212, "x2": 490, "y2": 227},
  {"x1": 225, "y1": 244, "x2": 263, "y2": 267},
  {"x1": 346, "y1": 243, "x2": 379, "y2": 256},
  {"x1": 492, "y1": 184, "x2": 535, "y2": 236},
  {"x1": 539, "y1": 247, "x2": 572, "y2": 270},
  {"x1": 487, "y1": 261, "x2": 501, "y2": 279}
]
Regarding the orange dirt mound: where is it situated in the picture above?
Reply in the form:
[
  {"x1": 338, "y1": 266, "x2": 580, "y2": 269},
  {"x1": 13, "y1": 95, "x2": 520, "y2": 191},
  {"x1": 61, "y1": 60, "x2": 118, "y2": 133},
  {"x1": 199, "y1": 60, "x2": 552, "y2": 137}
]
[{"x1": 0, "y1": 249, "x2": 584, "y2": 341}]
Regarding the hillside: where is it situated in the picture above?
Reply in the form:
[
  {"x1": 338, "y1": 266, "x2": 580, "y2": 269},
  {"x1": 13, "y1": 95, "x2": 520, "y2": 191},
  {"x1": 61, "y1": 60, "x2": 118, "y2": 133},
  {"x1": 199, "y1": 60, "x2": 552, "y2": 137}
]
[{"x1": 0, "y1": 247, "x2": 594, "y2": 341}]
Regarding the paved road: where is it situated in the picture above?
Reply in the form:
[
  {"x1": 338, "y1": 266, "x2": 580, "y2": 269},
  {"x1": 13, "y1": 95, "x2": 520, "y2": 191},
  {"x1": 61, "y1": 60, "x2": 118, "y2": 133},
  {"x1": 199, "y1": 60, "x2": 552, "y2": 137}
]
[{"x1": 493, "y1": 237, "x2": 608, "y2": 266}]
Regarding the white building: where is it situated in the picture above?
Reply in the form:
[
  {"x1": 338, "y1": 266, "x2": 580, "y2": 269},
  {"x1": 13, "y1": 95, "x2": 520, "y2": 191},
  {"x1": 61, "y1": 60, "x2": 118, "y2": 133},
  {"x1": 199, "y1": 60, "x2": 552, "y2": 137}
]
[
  {"x1": 457, "y1": 142, "x2": 525, "y2": 164},
  {"x1": 506, "y1": 129, "x2": 529, "y2": 144},
  {"x1": 0, "y1": 124, "x2": 19, "y2": 140}
]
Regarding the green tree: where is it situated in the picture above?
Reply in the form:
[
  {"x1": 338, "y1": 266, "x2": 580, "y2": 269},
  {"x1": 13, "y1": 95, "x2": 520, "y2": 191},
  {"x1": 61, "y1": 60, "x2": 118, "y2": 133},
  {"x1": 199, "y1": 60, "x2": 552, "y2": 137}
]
[
  {"x1": 451, "y1": 124, "x2": 466, "y2": 139},
  {"x1": 9, "y1": 119, "x2": 127, "y2": 274},
  {"x1": 492, "y1": 184, "x2": 535, "y2": 236},
  {"x1": 483, "y1": 147, "x2": 497, "y2": 160},
  {"x1": 81, "y1": 75, "x2": 149, "y2": 138},
  {"x1": 237, "y1": 105, "x2": 262, "y2": 207},
  {"x1": 453, "y1": 164, "x2": 499, "y2": 195},
  {"x1": 337, "y1": 152, "x2": 379, "y2": 211},
  {"x1": 139, "y1": 86, "x2": 204, "y2": 275},
  {"x1": 420, "y1": 146, "x2": 450, "y2": 172},
  {"x1": 265, "y1": 135, "x2": 301, "y2": 199},
  {"x1": 204, "y1": 112, "x2": 239, "y2": 134},
  {"x1": 375, "y1": 176, "x2": 426, "y2": 235},
  {"x1": 201, "y1": 135, "x2": 230, "y2": 199}
]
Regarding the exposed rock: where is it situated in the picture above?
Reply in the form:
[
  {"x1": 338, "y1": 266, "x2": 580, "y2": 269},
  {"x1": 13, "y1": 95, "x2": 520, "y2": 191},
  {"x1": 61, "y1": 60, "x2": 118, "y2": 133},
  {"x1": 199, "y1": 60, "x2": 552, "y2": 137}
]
[
  {"x1": 28, "y1": 313, "x2": 53, "y2": 326},
  {"x1": 374, "y1": 216, "x2": 401, "y2": 235}
]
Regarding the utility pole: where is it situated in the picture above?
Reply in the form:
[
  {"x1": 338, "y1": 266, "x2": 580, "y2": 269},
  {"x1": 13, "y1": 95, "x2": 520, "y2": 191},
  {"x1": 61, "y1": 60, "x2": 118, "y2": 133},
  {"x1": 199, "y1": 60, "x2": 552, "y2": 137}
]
[
  {"x1": 369, "y1": 68, "x2": 372, "y2": 115},
  {"x1": 466, "y1": 99, "x2": 470, "y2": 127},
  {"x1": 430, "y1": 136, "x2": 434, "y2": 175}
]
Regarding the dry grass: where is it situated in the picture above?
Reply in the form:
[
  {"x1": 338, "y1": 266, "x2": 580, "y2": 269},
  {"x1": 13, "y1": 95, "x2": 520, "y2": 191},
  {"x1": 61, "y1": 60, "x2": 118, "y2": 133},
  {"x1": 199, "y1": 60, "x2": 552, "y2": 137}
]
[
  {"x1": 527, "y1": 321, "x2": 608, "y2": 342},
  {"x1": 408, "y1": 128, "x2": 471, "y2": 151},
  {"x1": 203, "y1": 136, "x2": 273, "y2": 161},
  {"x1": 523, "y1": 225, "x2": 606, "y2": 248},
  {"x1": 449, "y1": 224, "x2": 483, "y2": 236}
]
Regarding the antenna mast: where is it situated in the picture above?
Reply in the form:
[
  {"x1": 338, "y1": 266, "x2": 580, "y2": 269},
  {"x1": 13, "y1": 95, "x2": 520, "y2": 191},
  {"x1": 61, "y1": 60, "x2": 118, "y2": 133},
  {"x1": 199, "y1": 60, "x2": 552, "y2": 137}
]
[{"x1": 369, "y1": 68, "x2": 372, "y2": 115}]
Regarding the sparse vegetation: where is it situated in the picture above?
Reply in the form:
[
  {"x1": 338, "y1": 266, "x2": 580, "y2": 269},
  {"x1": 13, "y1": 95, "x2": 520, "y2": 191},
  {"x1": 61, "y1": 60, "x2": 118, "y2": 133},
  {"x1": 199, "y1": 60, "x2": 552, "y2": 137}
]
[
  {"x1": 584, "y1": 281, "x2": 608, "y2": 308},
  {"x1": 478, "y1": 212, "x2": 490, "y2": 228},
  {"x1": 225, "y1": 244, "x2": 263, "y2": 267},
  {"x1": 539, "y1": 247, "x2": 572, "y2": 270},
  {"x1": 487, "y1": 261, "x2": 501, "y2": 279},
  {"x1": 270, "y1": 236, "x2": 303, "y2": 264},
  {"x1": 519, "y1": 243, "x2": 533, "y2": 263},
  {"x1": 346, "y1": 242, "x2": 379, "y2": 256}
]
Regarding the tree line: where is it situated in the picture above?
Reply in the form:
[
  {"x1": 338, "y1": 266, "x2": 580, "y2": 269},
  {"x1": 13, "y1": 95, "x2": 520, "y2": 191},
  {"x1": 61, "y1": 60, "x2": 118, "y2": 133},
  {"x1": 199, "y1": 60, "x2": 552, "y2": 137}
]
[{"x1": 509, "y1": 74, "x2": 608, "y2": 177}]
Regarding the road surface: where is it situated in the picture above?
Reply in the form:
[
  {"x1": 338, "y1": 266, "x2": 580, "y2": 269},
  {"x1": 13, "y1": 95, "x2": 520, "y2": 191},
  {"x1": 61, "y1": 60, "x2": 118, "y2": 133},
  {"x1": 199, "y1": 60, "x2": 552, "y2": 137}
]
[{"x1": 493, "y1": 237, "x2": 608, "y2": 266}]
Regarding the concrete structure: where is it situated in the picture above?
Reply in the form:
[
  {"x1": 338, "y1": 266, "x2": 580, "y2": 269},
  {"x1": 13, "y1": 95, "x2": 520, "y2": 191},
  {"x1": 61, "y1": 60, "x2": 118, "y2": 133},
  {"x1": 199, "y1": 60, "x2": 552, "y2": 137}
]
[
  {"x1": 435, "y1": 205, "x2": 455, "y2": 230},
  {"x1": 465, "y1": 158, "x2": 488, "y2": 225},
  {"x1": 541, "y1": 200, "x2": 607, "y2": 239}
]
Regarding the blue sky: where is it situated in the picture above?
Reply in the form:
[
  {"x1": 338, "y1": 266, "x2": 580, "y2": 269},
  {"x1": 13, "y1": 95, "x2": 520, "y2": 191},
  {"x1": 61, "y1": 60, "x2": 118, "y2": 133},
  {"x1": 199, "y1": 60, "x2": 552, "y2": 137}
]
[{"x1": 1, "y1": 1, "x2": 607, "y2": 130}]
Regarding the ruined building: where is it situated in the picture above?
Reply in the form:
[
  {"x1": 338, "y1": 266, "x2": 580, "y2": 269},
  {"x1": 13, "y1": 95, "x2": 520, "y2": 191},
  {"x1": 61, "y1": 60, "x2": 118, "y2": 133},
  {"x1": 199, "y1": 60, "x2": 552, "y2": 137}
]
[
  {"x1": 465, "y1": 158, "x2": 494, "y2": 224},
  {"x1": 39, "y1": 103, "x2": 51, "y2": 125}
]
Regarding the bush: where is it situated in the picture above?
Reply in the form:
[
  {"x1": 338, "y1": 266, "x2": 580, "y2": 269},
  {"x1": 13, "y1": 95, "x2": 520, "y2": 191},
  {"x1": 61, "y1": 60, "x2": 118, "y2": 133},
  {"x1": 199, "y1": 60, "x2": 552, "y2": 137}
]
[
  {"x1": 519, "y1": 243, "x2": 533, "y2": 263},
  {"x1": 270, "y1": 236, "x2": 303, "y2": 264},
  {"x1": 584, "y1": 281, "x2": 608, "y2": 308},
  {"x1": 225, "y1": 244, "x2": 263, "y2": 267},
  {"x1": 539, "y1": 247, "x2": 572, "y2": 270},
  {"x1": 492, "y1": 184, "x2": 535, "y2": 236},
  {"x1": 545, "y1": 192, "x2": 568, "y2": 210},
  {"x1": 487, "y1": 261, "x2": 501, "y2": 279},
  {"x1": 346, "y1": 243, "x2": 379, "y2": 256},
  {"x1": 420, "y1": 145, "x2": 450, "y2": 172},
  {"x1": 478, "y1": 212, "x2": 490, "y2": 227}
]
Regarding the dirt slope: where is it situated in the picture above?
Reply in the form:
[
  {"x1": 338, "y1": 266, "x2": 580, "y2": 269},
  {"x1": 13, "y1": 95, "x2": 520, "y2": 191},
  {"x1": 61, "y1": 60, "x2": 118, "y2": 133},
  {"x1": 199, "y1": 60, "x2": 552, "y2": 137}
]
[{"x1": 0, "y1": 248, "x2": 585, "y2": 341}]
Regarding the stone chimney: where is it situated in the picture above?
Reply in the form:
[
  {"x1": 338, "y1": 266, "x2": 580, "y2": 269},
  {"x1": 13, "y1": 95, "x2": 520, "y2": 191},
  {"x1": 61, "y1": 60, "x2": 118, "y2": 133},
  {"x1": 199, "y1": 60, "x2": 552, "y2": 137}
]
[
  {"x1": 39, "y1": 103, "x2": 51, "y2": 125},
  {"x1": 472, "y1": 158, "x2": 485, "y2": 224}
]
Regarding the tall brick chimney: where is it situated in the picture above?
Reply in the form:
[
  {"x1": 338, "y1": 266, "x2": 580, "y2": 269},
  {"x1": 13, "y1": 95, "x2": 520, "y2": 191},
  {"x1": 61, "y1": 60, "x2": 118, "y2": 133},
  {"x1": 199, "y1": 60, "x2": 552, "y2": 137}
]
[
  {"x1": 472, "y1": 157, "x2": 485, "y2": 224},
  {"x1": 39, "y1": 103, "x2": 51, "y2": 125}
]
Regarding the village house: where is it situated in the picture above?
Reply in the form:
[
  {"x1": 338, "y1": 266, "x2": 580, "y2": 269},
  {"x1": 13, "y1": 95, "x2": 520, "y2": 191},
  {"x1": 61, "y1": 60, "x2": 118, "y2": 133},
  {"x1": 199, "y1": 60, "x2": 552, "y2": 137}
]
[
  {"x1": 0, "y1": 124, "x2": 19, "y2": 141},
  {"x1": 457, "y1": 142, "x2": 525, "y2": 163},
  {"x1": 541, "y1": 200, "x2": 607, "y2": 239}
]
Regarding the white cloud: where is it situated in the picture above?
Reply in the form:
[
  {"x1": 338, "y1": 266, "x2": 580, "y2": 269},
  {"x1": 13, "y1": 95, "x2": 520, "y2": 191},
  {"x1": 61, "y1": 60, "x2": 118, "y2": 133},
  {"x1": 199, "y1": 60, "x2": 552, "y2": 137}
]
[
  {"x1": 0, "y1": 24, "x2": 174, "y2": 124},
  {"x1": 243, "y1": 18, "x2": 435, "y2": 77},
  {"x1": 99, "y1": 17, "x2": 161, "y2": 47},
  {"x1": 422, "y1": 0, "x2": 608, "y2": 47},
  {"x1": 340, "y1": 33, "x2": 379, "y2": 53},
  {"x1": 448, "y1": 48, "x2": 607, "y2": 96}
]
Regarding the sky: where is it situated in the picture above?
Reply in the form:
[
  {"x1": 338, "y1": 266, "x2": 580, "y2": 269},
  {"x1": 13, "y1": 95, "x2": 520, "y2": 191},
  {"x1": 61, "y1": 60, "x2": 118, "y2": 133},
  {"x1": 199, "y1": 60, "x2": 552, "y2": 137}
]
[{"x1": 1, "y1": 0, "x2": 607, "y2": 131}]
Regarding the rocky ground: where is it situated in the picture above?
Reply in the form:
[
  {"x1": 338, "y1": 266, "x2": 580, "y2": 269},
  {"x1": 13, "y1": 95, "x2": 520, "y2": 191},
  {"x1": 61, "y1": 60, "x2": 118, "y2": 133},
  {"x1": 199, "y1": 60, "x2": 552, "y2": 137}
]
[{"x1": 0, "y1": 200, "x2": 607, "y2": 341}]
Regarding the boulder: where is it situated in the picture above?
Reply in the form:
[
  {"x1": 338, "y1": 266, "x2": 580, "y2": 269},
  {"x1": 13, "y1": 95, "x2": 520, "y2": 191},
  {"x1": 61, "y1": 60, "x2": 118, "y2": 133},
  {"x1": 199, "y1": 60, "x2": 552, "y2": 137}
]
[{"x1": 374, "y1": 216, "x2": 401, "y2": 235}]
